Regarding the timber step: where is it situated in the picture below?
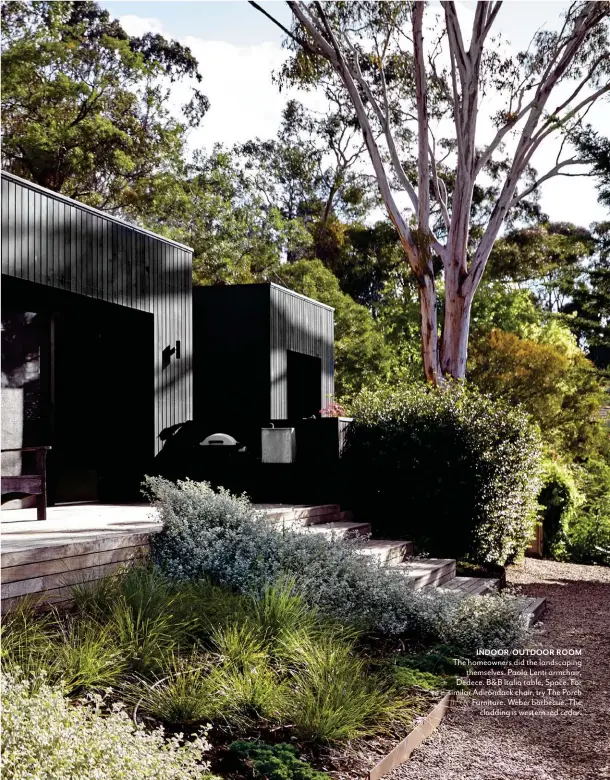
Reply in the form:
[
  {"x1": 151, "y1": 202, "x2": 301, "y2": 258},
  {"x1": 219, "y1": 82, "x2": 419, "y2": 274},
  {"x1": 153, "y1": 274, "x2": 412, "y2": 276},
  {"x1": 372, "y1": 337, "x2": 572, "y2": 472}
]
[
  {"x1": 392, "y1": 558, "x2": 456, "y2": 589},
  {"x1": 260, "y1": 504, "x2": 354, "y2": 529},
  {"x1": 439, "y1": 575, "x2": 500, "y2": 596},
  {"x1": 304, "y1": 521, "x2": 371, "y2": 539},
  {"x1": 517, "y1": 596, "x2": 547, "y2": 627},
  {"x1": 357, "y1": 539, "x2": 413, "y2": 565}
]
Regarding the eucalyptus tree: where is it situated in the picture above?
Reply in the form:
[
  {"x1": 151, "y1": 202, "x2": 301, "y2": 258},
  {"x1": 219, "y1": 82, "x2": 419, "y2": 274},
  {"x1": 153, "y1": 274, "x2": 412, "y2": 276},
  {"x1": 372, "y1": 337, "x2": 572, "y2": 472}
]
[
  {"x1": 236, "y1": 99, "x2": 373, "y2": 263},
  {"x1": 253, "y1": 1, "x2": 610, "y2": 383}
]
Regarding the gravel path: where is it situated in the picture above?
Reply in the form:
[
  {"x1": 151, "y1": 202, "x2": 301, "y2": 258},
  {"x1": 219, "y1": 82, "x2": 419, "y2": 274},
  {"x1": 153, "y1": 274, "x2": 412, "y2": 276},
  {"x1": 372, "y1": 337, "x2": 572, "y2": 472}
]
[{"x1": 388, "y1": 559, "x2": 610, "y2": 780}]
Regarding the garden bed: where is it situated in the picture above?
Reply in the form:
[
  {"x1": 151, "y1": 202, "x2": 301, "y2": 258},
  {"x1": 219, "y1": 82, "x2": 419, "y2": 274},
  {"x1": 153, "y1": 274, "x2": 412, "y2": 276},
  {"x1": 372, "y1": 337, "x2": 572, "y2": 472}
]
[
  {"x1": 1, "y1": 567, "x2": 461, "y2": 780},
  {"x1": 1, "y1": 481, "x2": 537, "y2": 780}
]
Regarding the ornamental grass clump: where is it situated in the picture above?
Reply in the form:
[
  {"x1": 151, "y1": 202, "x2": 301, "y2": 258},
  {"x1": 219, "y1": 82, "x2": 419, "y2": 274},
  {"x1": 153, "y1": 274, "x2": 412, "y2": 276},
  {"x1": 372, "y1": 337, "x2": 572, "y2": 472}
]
[
  {"x1": 74, "y1": 564, "x2": 197, "y2": 677},
  {"x1": 1, "y1": 601, "x2": 125, "y2": 695},
  {"x1": 124, "y1": 653, "x2": 218, "y2": 726},
  {"x1": 342, "y1": 383, "x2": 544, "y2": 565},
  {"x1": 279, "y1": 630, "x2": 411, "y2": 742}
]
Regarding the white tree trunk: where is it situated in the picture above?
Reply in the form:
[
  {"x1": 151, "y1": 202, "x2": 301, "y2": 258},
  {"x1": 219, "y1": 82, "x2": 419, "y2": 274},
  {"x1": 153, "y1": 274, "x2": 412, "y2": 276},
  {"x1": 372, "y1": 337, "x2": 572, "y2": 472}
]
[
  {"x1": 441, "y1": 263, "x2": 472, "y2": 380},
  {"x1": 263, "y1": 1, "x2": 610, "y2": 385},
  {"x1": 418, "y1": 272, "x2": 443, "y2": 384}
]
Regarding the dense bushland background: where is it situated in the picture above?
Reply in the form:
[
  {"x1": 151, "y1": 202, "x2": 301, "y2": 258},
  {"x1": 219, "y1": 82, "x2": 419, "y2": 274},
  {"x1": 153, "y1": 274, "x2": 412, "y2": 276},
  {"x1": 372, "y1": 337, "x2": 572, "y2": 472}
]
[{"x1": 2, "y1": 1, "x2": 608, "y2": 564}]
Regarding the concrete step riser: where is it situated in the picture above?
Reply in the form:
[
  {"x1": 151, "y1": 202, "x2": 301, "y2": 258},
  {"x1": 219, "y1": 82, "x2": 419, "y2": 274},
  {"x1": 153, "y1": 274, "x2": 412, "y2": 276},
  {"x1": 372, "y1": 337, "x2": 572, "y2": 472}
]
[
  {"x1": 262, "y1": 505, "x2": 343, "y2": 525},
  {"x1": 306, "y1": 510, "x2": 354, "y2": 526},
  {"x1": 268, "y1": 512, "x2": 354, "y2": 532}
]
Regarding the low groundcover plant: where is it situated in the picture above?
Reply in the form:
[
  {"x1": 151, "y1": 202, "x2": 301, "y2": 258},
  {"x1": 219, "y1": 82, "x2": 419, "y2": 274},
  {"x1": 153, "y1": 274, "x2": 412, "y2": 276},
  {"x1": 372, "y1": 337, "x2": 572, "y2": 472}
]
[
  {"x1": 146, "y1": 477, "x2": 532, "y2": 654},
  {"x1": 0, "y1": 672, "x2": 213, "y2": 780}
]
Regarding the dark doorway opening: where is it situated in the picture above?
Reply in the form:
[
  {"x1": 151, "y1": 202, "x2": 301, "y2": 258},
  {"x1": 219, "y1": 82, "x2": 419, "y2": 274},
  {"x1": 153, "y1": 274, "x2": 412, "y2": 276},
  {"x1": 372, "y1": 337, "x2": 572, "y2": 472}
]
[
  {"x1": 52, "y1": 303, "x2": 153, "y2": 503},
  {"x1": 2, "y1": 277, "x2": 154, "y2": 504},
  {"x1": 286, "y1": 350, "x2": 322, "y2": 422}
]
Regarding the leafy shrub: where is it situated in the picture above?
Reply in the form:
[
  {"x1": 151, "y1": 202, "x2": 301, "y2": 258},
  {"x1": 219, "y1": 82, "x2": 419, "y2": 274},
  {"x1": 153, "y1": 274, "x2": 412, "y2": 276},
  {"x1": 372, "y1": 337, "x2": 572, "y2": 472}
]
[
  {"x1": 230, "y1": 741, "x2": 327, "y2": 780},
  {"x1": 147, "y1": 478, "x2": 532, "y2": 653},
  {"x1": 342, "y1": 383, "x2": 543, "y2": 565},
  {"x1": 537, "y1": 459, "x2": 581, "y2": 560},
  {"x1": 390, "y1": 665, "x2": 457, "y2": 692},
  {"x1": 1, "y1": 672, "x2": 212, "y2": 780},
  {"x1": 566, "y1": 457, "x2": 610, "y2": 564},
  {"x1": 392, "y1": 645, "x2": 466, "y2": 675},
  {"x1": 146, "y1": 479, "x2": 282, "y2": 590}
]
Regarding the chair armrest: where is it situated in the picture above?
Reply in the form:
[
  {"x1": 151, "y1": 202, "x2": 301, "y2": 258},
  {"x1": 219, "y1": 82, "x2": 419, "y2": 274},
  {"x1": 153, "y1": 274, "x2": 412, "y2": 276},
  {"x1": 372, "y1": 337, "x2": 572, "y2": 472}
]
[{"x1": 1, "y1": 446, "x2": 52, "y2": 453}]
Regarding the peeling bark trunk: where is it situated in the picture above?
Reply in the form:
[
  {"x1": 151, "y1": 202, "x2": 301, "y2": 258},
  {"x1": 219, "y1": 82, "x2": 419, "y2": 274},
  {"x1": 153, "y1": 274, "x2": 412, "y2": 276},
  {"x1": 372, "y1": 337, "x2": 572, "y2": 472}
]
[
  {"x1": 441, "y1": 262, "x2": 472, "y2": 380},
  {"x1": 418, "y1": 272, "x2": 442, "y2": 384}
]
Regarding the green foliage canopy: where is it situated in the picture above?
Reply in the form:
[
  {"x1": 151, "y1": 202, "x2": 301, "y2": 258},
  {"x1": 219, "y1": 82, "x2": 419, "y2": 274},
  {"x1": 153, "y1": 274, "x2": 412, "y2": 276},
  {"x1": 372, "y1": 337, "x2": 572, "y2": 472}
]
[
  {"x1": 469, "y1": 329, "x2": 607, "y2": 461},
  {"x1": 1, "y1": 1, "x2": 207, "y2": 213},
  {"x1": 274, "y1": 259, "x2": 391, "y2": 400}
]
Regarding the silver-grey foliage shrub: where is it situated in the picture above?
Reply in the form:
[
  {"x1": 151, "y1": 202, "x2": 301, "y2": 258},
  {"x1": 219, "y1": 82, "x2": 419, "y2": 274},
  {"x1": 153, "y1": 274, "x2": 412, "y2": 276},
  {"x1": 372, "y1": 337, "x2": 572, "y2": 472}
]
[
  {"x1": 1, "y1": 672, "x2": 211, "y2": 780},
  {"x1": 146, "y1": 478, "x2": 531, "y2": 654}
]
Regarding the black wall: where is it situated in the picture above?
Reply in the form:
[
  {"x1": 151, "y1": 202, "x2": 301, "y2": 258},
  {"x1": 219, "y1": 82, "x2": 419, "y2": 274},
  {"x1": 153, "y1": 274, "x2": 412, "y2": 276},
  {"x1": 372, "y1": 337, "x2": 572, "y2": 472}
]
[
  {"x1": 1, "y1": 171, "x2": 194, "y2": 457},
  {"x1": 193, "y1": 283, "x2": 334, "y2": 453}
]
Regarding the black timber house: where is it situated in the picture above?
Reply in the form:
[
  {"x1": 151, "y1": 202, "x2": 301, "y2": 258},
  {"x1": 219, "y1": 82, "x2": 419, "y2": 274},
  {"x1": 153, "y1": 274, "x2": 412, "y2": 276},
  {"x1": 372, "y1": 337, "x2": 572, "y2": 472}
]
[
  {"x1": 192, "y1": 283, "x2": 335, "y2": 455},
  {"x1": 1, "y1": 171, "x2": 194, "y2": 503}
]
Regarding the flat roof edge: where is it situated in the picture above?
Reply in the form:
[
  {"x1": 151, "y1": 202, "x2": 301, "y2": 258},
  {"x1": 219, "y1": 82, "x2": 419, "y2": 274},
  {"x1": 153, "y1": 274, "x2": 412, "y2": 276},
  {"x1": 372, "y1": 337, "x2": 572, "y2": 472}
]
[
  {"x1": 1, "y1": 170, "x2": 194, "y2": 253},
  {"x1": 194, "y1": 282, "x2": 335, "y2": 311},
  {"x1": 269, "y1": 282, "x2": 334, "y2": 311}
]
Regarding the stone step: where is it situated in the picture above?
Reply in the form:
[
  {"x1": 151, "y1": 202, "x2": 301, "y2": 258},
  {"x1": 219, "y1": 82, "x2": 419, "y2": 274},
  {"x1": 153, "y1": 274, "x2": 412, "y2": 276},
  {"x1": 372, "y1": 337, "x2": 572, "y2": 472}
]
[
  {"x1": 439, "y1": 575, "x2": 500, "y2": 596},
  {"x1": 307, "y1": 510, "x2": 354, "y2": 526},
  {"x1": 437, "y1": 577, "x2": 546, "y2": 626},
  {"x1": 357, "y1": 539, "x2": 413, "y2": 566},
  {"x1": 392, "y1": 558, "x2": 457, "y2": 589},
  {"x1": 304, "y1": 521, "x2": 371, "y2": 539}
]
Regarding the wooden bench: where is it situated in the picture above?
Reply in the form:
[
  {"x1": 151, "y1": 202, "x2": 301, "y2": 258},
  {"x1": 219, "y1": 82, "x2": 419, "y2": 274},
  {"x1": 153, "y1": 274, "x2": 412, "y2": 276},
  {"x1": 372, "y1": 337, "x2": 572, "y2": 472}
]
[{"x1": 1, "y1": 447, "x2": 51, "y2": 520}]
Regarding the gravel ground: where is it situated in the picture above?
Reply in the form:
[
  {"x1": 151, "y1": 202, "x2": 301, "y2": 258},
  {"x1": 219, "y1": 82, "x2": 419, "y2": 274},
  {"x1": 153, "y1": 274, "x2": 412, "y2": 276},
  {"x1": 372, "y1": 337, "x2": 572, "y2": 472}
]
[{"x1": 388, "y1": 559, "x2": 610, "y2": 780}]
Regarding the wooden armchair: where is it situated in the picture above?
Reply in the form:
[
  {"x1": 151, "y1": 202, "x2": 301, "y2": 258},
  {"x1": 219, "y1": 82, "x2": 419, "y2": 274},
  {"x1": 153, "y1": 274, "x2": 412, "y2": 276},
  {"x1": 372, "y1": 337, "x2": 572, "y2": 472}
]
[{"x1": 1, "y1": 446, "x2": 51, "y2": 520}]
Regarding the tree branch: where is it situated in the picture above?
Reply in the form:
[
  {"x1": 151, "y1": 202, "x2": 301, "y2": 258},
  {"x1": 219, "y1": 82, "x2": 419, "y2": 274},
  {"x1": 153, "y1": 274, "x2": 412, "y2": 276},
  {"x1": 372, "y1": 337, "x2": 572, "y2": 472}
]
[
  {"x1": 467, "y1": 1, "x2": 609, "y2": 298},
  {"x1": 413, "y1": 2, "x2": 430, "y2": 232},
  {"x1": 429, "y1": 138, "x2": 450, "y2": 231},
  {"x1": 286, "y1": 1, "x2": 421, "y2": 268},
  {"x1": 510, "y1": 156, "x2": 587, "y2": 206}
]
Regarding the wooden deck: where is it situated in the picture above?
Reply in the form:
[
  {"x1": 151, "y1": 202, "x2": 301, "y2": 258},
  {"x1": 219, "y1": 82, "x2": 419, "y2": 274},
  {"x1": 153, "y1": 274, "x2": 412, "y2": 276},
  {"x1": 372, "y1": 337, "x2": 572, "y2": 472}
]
[
  {"x1": 1, "y1": 503, "x2": 160, "y2": 611},
  {"x1": 1, "y1": 503, "x2": 546, "y2": 626}
]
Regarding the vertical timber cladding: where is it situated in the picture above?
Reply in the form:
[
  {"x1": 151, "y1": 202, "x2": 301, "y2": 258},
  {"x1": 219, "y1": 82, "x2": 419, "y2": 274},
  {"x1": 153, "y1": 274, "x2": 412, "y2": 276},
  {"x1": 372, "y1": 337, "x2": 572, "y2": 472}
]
[
  {"x1": 269, "y1": 283, "x2": 334, "y2": 420},
  {"x1": 1, "y1": 171, "x2": 193, "y2": 454}
]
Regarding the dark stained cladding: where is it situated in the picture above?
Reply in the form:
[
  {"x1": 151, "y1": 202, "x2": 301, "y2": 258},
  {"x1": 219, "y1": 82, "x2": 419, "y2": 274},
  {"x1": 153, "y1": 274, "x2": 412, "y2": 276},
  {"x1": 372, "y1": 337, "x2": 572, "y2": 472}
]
[
  {"x1": 193, "y1": 283, "x2": 334, "y2": 449},
  {"x1": 1, "y1": 171, "x2": 194, "y2": 464}
]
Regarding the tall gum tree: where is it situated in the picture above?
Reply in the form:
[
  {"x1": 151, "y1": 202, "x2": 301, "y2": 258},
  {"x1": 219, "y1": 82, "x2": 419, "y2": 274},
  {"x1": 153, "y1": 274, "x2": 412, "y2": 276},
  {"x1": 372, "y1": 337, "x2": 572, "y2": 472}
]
[{"x1": 252, "y1": 1, "x2": 610, "y2": 383}]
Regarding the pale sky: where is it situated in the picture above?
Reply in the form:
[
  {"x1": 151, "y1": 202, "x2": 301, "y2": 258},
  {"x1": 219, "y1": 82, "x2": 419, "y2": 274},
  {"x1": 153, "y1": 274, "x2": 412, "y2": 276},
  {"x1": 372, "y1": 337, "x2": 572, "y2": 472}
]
[{"x1": 100, "y1": 1, "x2": 609, "y2": 228}]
